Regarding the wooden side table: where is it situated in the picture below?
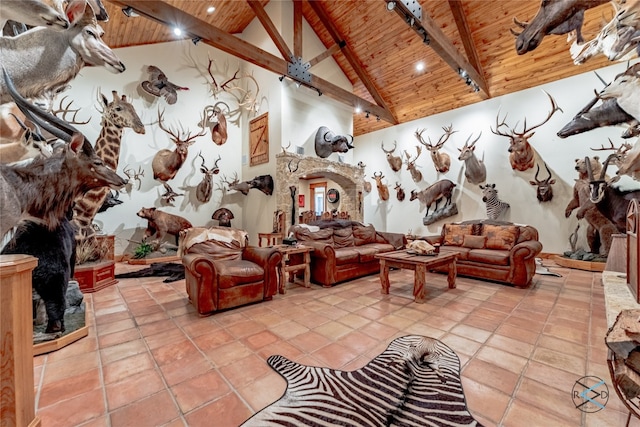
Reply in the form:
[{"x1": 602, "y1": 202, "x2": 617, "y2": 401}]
[
  {"x1": 258, "y1": 232, "x2": 283, "y2": 247},
  {"x1": 277, "y1": 245, "x2": 312, "y2": 294}
]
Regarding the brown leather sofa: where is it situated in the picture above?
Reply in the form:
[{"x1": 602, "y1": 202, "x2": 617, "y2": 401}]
[
  {"x1": 289, "y1": 220, "x2": 406, "y2": 287},
  {"x1": 420, "y1": 220, "x2": 542, "y2": 287},
  {"x1": 181, "y1": 227, "x2": 282, "y2": 316}
]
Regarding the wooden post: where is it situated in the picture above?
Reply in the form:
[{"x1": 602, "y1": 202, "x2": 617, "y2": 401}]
[{"x1": 0, "y1": 254, "x2": 41, "y2": 427}]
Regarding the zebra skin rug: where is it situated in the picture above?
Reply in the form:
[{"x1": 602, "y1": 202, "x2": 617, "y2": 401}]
[{"x1": 241, "y1": 335, "x2": 482, "y2": 427}]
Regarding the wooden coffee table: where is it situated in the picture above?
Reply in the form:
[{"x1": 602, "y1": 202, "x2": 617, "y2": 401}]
[{"x1": 375, "y1": 250, "x2": 458, "y2": 303}]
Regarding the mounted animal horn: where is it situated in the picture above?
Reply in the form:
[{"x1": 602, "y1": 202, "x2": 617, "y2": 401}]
[{"x1": 315, "y1": 126, "x2": 354, "y2": 158}]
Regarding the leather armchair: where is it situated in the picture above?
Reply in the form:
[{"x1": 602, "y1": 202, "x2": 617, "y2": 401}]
[{"x1": 181, "y1": 227, "x2": 282, "y2": 316}]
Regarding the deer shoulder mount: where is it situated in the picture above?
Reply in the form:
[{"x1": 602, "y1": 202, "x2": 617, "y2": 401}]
[
  {"x1": 394, "y1": 182, "x2": 405, "y2": 201},
  {"x1": 314, "y1": 126, "x2": 354, "y2": 158},
  {"x1": 415, "y1": 125, "x2": 456, "y2": 174},
  {"x1": 457, "y1": 132, "x2": 486, "y2": 184},
  {"x1": 491, "y1": 91, "x2": 562, "y2": 172},
  {"x1": 403, "y1": 146, "x2": 423, "y2": 182},
  {"x1": 479, "y1": 183, "x2": 510, "y2": 220},
  {"x1": 196, "y1": 152, "x2": 221, "y2": 203},
  {"x1": 381, "y1": 140, "x2": 402, "y2": 172},
  {"x1": 200, "y1": 101, "x2": 229, "y2": 145},
  {"x1": 529, "y1": 162, "x2": 556, "y2": 202},
  {"x1": 372, "y1": 171, "x2": 389, "y2": 201},
  {"x1": 152, "y1": 109, "x2": 206, "y2": 182},
  {"x1": 511, "y1": 0, "x2": 609, "y2": 55}
]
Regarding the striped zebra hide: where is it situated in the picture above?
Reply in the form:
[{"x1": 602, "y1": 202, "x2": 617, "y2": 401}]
[{"x1": 241, "y1": 335, "x2": 482, "y2": 427}]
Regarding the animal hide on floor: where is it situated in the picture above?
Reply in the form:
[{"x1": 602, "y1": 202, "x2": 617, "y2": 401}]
[
  {"x1": 241, "y1": 335, "x2": 482, "y2": 427},
  {"x1": 115, "y1": 262, "x2": 185, "y2": 283},
  {"x1": 535, "y1": 258, "x2": 563, "y2": 277}
]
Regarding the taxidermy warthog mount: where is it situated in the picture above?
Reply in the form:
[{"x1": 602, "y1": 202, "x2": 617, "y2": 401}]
[
  {"x1": 196, "y1": 152, "x2": 221, "y2": 203},
  {"x1": 315, "y1": 126, "x2": 354, "y2": 158},
  {"x1": 152, "y1": 109, "x2": 207, "y2": 182}
]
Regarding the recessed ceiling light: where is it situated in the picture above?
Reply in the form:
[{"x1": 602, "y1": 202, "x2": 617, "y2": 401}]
[
  {"x1": 416, "y1": 62, "x2": 425, "y2": 71},
  {"x1": 355, "y1": 106, "x2": 362, "y2": 113},
  {"x1": 207, "y1": 6, "x2": 215, "y2": 14},
  {"x1": 173, "y1": 27, "x2": 182, "y2": 36}
]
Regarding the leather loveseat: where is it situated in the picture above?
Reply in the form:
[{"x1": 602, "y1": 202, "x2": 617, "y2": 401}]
[
  {"x1": 420, "y1": 220, "x2": 542, "y2": 287},
  {"x1": 181, "y1": 227, "x2": 282, "y2": 316},
  {"x1": 289, "y1": 220, "x2": 406, "y2": 287}
]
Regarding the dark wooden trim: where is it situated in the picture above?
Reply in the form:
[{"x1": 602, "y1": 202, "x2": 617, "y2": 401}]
[{"x1": 247, "y1": 0, "x2": 294, "y2": 61}]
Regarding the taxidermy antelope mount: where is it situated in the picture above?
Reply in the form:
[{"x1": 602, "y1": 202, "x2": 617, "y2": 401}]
[
  {"x1": 457, "y1": 132, "x2": 486, "y2": 184},
  {"x1": 409, "y1": 180, "x2": 457, "y2": 218},
  {"x1": 196, "y1": 152, "x2": 221, "y2": 203},
  {"x1": 529, "y1": 162, "x2": 556, "y2": 202},
  {"x1": 141, "y1": 65, "x2": 189, "y2": 105},
  {"x1": 0, "y1": 0, "x2": 126, "y2": 104},
  {"x1": 403, "y1": 146, "x2": 423, "y2": 183},
  {"x1": 0, "y1": 0, "x2": 69, "y2": 33},
  {"x1": 372, "y1": 171, "x2": 389, "y2": 201},
  {"x1": 200, "y1": 101, "x2": 229, "y2": 145},
  {"x1": 600, "y1": 63, "x2": 640, "y2": 122},
  {"x1": 394, "y1": 182, "x2": 405, "y2": 201},
  {"x1": 511, "y1": 0, "x2": 609, "y2": 55},
  {"x1": 491, "y1": 91, "x2": 562, "y2": 172},
  {"x1": 592, "y1": 138, "x2": 640, "y2": 181},
  {"x1": 415, "y1": 125, "x2": 456, "y2": 174},
  {"x1": 0, "y1": 68, "x2": 126, "y2": 238},
  {"x1": 152, "y1": 109, "x2": 207, "y2": 182},
  {"x1": 381, "y1": 140, "x2": 402, "y2": 172}
]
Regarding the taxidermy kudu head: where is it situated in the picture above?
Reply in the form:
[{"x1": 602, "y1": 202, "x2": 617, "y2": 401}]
[
  {"x1": 196, "y1": 152, "x2": 221, "y2": 203},
  {"x1": 152, "y1": 109, "x2": 206, "y2": 182},
  {"x1": 491, "y1": 91, "x2": 562, "y2": 172},
  {"x1": 0, "y1": 68, "x2": 126, "y2": 238},
  {"x1": 529, "y1": 162, "x2": 556, "y2": 202},
  {"x1": 381, "y1": 140, "x2": 402, "y2": 172},
  {"x1": 314, "y1": 126, "x2": 354, "y2": 158},
  {"x1": 415, "y1": 125, "x2": 456, "y2": 174},
  {"x1": 591, "y1": 138, "x2": 639, "y2": 181},
  {"x1": 0, "y1": 0, "x2": 69, "y2": 32},
  {"x1": 457, "y1": 132, "x2": 486, "y2": 184},
  {"x1": 372, "y1": 171, "x2": 389, "y2": 201},
  {"x1": 403, "y1": 146, "x2": 423, "y2": 182},
  {"x1": 511, "y1": 0, "x2": 609, "y2": 55}
]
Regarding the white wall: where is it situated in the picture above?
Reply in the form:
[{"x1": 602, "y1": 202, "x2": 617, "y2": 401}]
[{"x1": 354, "y1": 60, "x2": 640, "y2": 254}]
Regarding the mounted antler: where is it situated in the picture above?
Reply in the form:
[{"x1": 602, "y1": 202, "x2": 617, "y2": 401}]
[
  {"x1": 491, "y1": 91, "x2": 562, "y2": 171},
  {"x1": 381, "y1": 140, "x2": 402, "y2": 172},
  {"x1": 404, "y1": 145, "x2": 423, "y2": 183},
  {"x1": 152, "y1": 109, "x2": 207, "y2": 182},
  {"x1": 415, "y1": 125, "x2": 456, "y2": 173},
  {"x1": 288, "y1": 158, "x2": 301, "y2": 173},
  {"x1": 51, "y1": 95, "x2": 91, "y2": 125},
  {"x1": 123, "y1": 164, "x2": 144, "y2": 191},
  {"x1": 282, "y1": 141, "x2": 292, "y2": 154}
]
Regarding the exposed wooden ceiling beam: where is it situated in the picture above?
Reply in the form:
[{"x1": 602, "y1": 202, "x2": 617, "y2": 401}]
[
  {"x1": 307, "y1": 0, "x2": 397, "y2": 123},
  {"x1": 247, "y1": 0, "x2": 293, "y2": 61},
  {"x1": 293, "y1": 0, "x2": 303, "y2": 58},
  {"x1": 307, "y1": 42, "x2": 344, "y2": 68},
  {"x1": 107, "y1": 0, "x2": 395, "y2": 124},
  {"x1": 447, "y1": 0, "x2": 488, "y2": 96},
  {"x1": 386, "y1": 0, "x2": 490, "y2": 98}
]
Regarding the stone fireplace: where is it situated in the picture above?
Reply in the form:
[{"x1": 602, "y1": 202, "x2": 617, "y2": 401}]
[{"x1": 276, "y1": 152, "x2": 364, "y2": 230}]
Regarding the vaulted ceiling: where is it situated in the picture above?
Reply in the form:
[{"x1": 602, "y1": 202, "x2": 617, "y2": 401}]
[{"x1": 101, "y1": 1, "x2": 615, "y2": 136}]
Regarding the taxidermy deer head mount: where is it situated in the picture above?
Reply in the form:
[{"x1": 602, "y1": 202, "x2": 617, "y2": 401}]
[
  {"x1": 381, "y1": 140, "x2": 402, "y2": 172},
  {"x1": 200, "y1": 101, "x2": 229, "y2": 145},
  {"x1": 372, "y1": 171, "x2": 389, "y2": 201},
  {"x1": 403, "y1": 146, "x2": 423, "y2": 182},
  {"x1": 415, "y1": 125, "x2": 456, "y2": 174}
]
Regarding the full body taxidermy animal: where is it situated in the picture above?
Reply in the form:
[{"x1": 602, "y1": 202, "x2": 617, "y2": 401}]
[
  {"x1": 0, "y1": 0, "x2": 125, "y2": 104},
  {"x1": 1, "y1": 210, "x2": 76, "y2": 333}
]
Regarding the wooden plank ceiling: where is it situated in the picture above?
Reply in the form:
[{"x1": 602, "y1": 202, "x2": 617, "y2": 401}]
[{"x1": 101, "y1": 0, "x2": 614, "y2": 136}]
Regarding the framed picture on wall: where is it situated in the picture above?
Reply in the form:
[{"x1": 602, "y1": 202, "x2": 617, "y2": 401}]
[
  {"x1": 298, "y1": 194, "x2": 305, "y2": 207},
  {"x1": 249, "y1": 112, "x2": 269, "y2": 166}
]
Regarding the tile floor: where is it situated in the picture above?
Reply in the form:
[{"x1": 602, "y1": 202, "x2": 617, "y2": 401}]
[{"x1": 32, "y1": 261, "x2": 638, "y2": 427}]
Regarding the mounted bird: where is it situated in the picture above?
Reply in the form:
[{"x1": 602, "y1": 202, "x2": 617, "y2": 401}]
[{"x1": 141, "y1": 65, "x2": 189, "y2": 105}]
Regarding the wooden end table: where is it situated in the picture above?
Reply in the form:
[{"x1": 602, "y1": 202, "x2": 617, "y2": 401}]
[
  {"x1": 276, "y1": 245, "x2": 312, "y2": 294},
  {"x1": 375, "y1": 250, "x2": 458, "y2": 303}
]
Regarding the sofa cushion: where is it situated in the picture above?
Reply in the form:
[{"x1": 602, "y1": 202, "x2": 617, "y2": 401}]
[
  {"x1": 353, "y1": 224, "x2": 377, "y2": 245},
  {"x1": 463, "y1": 235, "x2": 487, "y2": 249},
  {"x1": 333, "y1": 227, "x2": 355, "y2": 248},
  {"x1": 295, "y1": 227, "x2": 334, "y2": 245},
  {"x1": 334, "y1": 248, "x2": 360, "y2": 265},
  {"x1": 216, "y1": 260, "x2": 264, "y2": 289},
  {"x1": 353, "y1": 243, "x2": 395, "y2": 263},
  {"x1": 443, "y1": 224, "x2": 474, "y2": 246},
  {"x1": 482, "y1": 225, "x2": 519, "y2": 250},
  {"x1": 439, "y1": 245, "x2": 470, "y2": 261},
  {"x1": 466, "y1": 248, "x2": 510, "y2": 266}
]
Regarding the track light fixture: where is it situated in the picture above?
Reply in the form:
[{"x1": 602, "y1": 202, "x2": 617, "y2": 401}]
[
  {"x1": 376, "y1": 115, "x2": 380, "y2": 122},
  {"x1": 386, "y1": 1, "x2": 396, "y2": 11},
  {"x1": 122, "y1": 6, "x2": 139, "y2": 18},
  {"x1": 279, "y1": 75, "x2": 322, "y2": 96},
  {"x1": 365, "y1": 111, "x2": 370, "y2": 119},
  {"x1": 191, "y1": 36, "x2": 202, "y2": 45}
]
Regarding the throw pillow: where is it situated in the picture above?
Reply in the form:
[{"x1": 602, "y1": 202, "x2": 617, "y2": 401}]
[
  {"x1": 482, "y1": 225, "x2": 519, "y2": 250},
  {"x1": 295, "y1": 227, "x2": 334, "y2": 245},
  {"x1": 353, "y1": 224, "x2": 377, "y2": 245},
  {"x1": 333, "y1": 227, "x2": 355, "y2": 248},
  {"x1": 442, "y1": 224, "x2": 474, "y2": 246},
  {"x1": 463, "y1": 235, "x2": 487, "y2": 249}
]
